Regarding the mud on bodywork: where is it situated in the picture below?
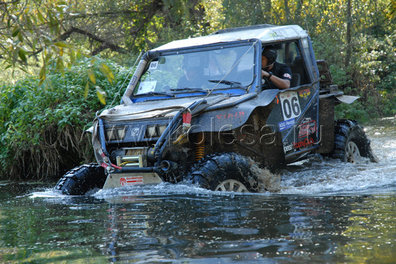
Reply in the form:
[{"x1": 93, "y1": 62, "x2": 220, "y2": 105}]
[
  {"x1": 91, "y1": 25, "x2": 358, "y2": 188},
  {"x1": 55, "y1": 24, "x2": 375, "y2": 195}
]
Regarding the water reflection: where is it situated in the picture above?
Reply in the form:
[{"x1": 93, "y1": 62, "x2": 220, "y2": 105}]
[
  {"x1": 0, "y1": 183, "x2": 395, "y2": 263},
  {"x1": 92, "y1": 191, "x2": 359, "y2": 262},
  {"x1": 336, "y1": 195, "x2": 396, "y2": 263}
]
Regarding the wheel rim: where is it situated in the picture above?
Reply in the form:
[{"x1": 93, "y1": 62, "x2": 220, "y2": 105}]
[
  {"x1": 215, "y1": 179, "x2": 249, "y2": 192},
  {"x1": 345, "y1": 141, "x2": 361, "y2": 163}
]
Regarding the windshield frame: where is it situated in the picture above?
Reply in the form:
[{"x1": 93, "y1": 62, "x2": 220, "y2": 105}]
[{"x1": 131, "y1": 39, "x2": 262, "y2": 102}]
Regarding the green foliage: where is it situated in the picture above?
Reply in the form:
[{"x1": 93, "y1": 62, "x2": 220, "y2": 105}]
[
  {"x1": 335, "y1": 102, "x2": 370, "y2": 123},
  {"x1": 328, "y1": 65, "x2": 352, "y2": 89},
  {"x1": 349, "y1": 33, "x2": 395, "y2": 116},
  {"x1": 332, "y1": 32, "x2": 396, "y2": 120},
  {"x1": 0, "y1": 58, "x2": 131, "y2": 179}
]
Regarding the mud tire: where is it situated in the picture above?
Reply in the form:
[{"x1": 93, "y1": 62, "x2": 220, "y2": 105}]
[
  {"x1": 332, "y1": 119, "x2": 377, "y2": 163},
  {"x1": 188, "y1": 153, "x2": 259, "y2": 192},
  {"x1": 54, "y1": 163, "x2": 106, "y2": 195}
]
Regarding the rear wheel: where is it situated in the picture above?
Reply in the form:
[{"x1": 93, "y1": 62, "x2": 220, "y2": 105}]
[
  {"x1": 54, "y1": 163, "x2": 106, "y2": 195},
  {"x1": 188, "y1": 153, "x2": 258, "y2": 192},
  {"x1": 332, "y1": 119, "x2": 377, "y2": 163}
]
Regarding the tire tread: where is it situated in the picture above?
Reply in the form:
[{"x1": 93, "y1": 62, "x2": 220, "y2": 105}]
[{"x1": 54, "y1": 163, "x2": 106, "y2": 195}]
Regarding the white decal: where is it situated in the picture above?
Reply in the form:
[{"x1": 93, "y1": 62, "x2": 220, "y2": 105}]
[
  {"x1": 283, "y1": 144, "x2": 293, "y2": 153},
  {"x1": 280, "y1": 91, "x2": 301, "y2": 120},
  {"x1": 130, "y1": 127, "x2": 140, "y2": 138},
  {"x1": 149, "y1": 61, "x2": 158, "y2": 70},
  {"x1": 137, "y1": 81, "x2": 157, "y2": 94}
]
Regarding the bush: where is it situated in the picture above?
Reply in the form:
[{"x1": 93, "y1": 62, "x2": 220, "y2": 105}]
[
  {"x1": 315, "y1": 31, "x2": 395, "y2": 121},
  {"x1": 0, "y1": 58, "x2": 131, "y2": 180},
  {"x1": 349, "y1": 33, "x2": 395, "y2": 117},
  {"x1": 335, "y1": 101, "x2": 370, "y2": 124}
]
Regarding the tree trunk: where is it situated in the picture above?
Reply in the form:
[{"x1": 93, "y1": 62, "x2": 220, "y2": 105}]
[
  {"x1": 345, "y1": 0, "x2": 352, "y2": 67},
  {"x1": 263, "y1": 0, "x2": 272, "y2": 22},
  {"x1": 295, "y1": 0, "x2": 303, "y2": 23},
  {"x1": 251, "y1": 0, "x2": 265, "y2": 24},
  {"x1": 284, "y1": 0, "x2": 290, "y2": 23}
]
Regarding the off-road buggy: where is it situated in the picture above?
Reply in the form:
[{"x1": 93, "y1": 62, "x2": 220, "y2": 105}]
[{"x1": 55, "y1": 24, "x2": 377, "y2": 195}]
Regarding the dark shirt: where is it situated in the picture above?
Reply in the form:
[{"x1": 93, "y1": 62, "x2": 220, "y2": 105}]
[{"x1": 262, "y1": 61, "x2": 292, "y2": 89}]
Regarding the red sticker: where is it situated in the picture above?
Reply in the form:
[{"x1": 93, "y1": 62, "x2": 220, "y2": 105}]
[{"x1": 120, "y1": 176, "x2": 144, "y2": 186}]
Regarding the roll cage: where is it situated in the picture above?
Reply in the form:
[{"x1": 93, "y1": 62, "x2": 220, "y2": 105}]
[{"x1": 124, "y1": 38, "x2": 319, "y2": 106}]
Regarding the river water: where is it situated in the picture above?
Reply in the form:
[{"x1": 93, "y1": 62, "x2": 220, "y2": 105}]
[{"x1": 1, "y1": 118, "x2": 395, "y2": 263}]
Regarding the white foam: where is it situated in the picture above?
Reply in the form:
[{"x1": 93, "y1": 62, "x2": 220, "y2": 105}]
[{"x1": 30, "y1": 189, "x2": 65, "y2": 199}]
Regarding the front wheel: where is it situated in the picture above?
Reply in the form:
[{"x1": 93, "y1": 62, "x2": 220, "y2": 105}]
[
  {"x1": 187, "y1": 153, "x2": 259, "y2": 192},
  {"x1": 215, "y1": 179, "x2": 249, "y2": 192},
  {"x1": 332, "y1": 119, "x2": 377, "y2": 163},
  {"x1": 54, "y1": 163, "x2": 106, "y2": 195}
]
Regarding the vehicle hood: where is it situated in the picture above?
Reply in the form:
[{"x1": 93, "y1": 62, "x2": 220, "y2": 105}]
[
  {"x1": 94, "y1": 89, "x2": 280, "y2": 135},
  {"x1": 99, "y1": 94, "x2": 232, "y2": 122}
]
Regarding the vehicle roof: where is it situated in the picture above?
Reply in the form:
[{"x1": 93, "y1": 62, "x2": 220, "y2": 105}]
[{"x1": 153, "y1": 24, "x2": 307, "y2": 51}]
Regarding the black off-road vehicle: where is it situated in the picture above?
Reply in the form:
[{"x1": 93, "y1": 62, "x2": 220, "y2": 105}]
[{"x1": 55, "y1": 24, "x2": 377, "y2": 195}]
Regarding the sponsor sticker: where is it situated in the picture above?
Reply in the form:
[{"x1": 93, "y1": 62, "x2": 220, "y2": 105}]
[
  {"x1": 278, "y1": 118, "x2": 295, "y2": 131},
  {"x1": 120, "y1": 176, "x2": 144, "y2": 186},
  {"x1": 130, "y1": 75, "x2": 138, "y2": 86},
  {"x1": 298, "y1": 88, "x2": 311, "y2": 99},
  {"x1": 216, "y1": 111, "x2": 245, "y2": 120},
  {"x1": 298, "y1": 119, "x2": 317, "y2": 138},
  {"x1": 293, "y1": 137, "x2": 315, "y2": 149},
  {"x1": 283, "y1": 144, "x2": 293, "y2": 153}
]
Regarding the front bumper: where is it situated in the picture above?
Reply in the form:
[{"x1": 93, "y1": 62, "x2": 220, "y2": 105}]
[{"x1": 103, "y1": 171, "x2": 163, "y2": 189}]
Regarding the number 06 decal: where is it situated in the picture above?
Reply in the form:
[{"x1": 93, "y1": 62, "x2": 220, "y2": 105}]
[{"x1": 279, "y1": 91, "x2": 301, "y2": 120}]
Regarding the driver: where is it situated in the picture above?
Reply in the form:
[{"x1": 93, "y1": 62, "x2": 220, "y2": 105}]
[
  {"x1": 177, "y1": 55, "x2": 204, "y2": 89},
  {"x1": 261, "y1": 48, "x2": 292, "y2": 90}
]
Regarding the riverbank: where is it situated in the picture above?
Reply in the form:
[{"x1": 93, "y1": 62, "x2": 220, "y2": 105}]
[{"x1": 0, "y1": 59, "x2": 130, "y2": 180}]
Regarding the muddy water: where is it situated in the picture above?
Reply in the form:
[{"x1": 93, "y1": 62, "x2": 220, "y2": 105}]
[{"x1": 1, "y1": 118, "x2": 395, "y2": 263}]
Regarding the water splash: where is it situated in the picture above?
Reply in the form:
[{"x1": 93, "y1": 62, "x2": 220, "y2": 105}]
[
  {"x1": 31, "y1": 119, "x2": 396, "y2": 199},
  {"x1": 249, "y1": 161, "x2": 281, "y2": 192},
  {"x1": 279, "y1": 119, "x2": 396, "y2": 196}
]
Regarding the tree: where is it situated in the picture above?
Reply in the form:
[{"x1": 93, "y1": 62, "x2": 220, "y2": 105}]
[{"x1": 0, "y1": 0, "x2": 206, "y2": 85}]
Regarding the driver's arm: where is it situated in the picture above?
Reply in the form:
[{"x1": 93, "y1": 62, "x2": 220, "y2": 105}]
[{"x1": 262, "y1": 70, "x2": 290, "y2": 89}]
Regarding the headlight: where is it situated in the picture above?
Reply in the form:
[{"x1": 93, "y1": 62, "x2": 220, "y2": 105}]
[
  {"x1": 145, "y1": 124, "x2": 167, "y2": 138},
  {"x1": 158, "y1": 125, "x2": 167, "y2": 135},
  {"x1": 106, "y1": 126, "x2": 126, "y2": 141},
  {"x1": 146, "y1": 125, "x2": 158, "y2": 138}
]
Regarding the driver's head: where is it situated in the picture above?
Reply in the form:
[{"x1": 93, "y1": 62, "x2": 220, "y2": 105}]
[
  {"x1": 183, "y1": 55, "x2": 201, "y2": 80},
  {"x1": 262, "y1": 49, "x2": 277, "y2": 68}
]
